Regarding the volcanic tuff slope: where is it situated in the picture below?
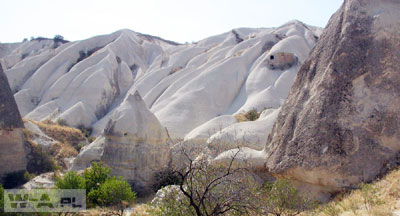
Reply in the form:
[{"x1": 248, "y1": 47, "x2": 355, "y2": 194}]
[{"x1": 1, "y1": 21, "x2": 321, "y2": 147}]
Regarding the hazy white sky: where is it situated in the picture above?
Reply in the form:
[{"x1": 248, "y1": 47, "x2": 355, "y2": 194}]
[{"x1": 1, "y1": 0, "x2": 343, "y2": 43}]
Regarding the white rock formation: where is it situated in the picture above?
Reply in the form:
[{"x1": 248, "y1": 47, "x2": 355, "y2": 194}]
[
  {"x1": 101, "y1": 91, "x2": 171, "y2": 194},
  {"x1": 70, "y1": 136, "x2": 105, "y2": 171},
  {"x1": 207, "y1": 108, "x2": 280, "y2": 153},
  {"x1": 184, "y1": 115, "x2": 238, "y2": 144},
  {"x1": 1, "y1": 21, "x2": 321, "y2": 149}
]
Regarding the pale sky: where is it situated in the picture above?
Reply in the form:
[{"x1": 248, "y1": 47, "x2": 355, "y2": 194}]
[{"x1": 1, "y1": 0, "x2": 343, "y2": 44}]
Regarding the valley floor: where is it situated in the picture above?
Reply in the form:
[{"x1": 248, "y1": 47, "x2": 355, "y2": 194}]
[{"x1": 122, "y1": 168, "x2": 400, "y2": 216}]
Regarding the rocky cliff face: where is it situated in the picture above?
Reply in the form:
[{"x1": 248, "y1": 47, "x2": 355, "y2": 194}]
[
  {"x1": 264, "y1": 0, "x2": 400, "y2": 196},
  {"x1": 0, "y1": 63, "x2": 27, "y2": 179},
  {"x1": 101, "y1": 91, "x2": 170, "y2": 195}
]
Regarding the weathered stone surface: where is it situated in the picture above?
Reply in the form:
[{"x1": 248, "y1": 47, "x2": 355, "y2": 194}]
[
  {"x1": 70, "y1": 136, "x2": 105, "y2": 171},
  {"x1": 101, "y1": 91, "x2": 170, "y2": 195},
  {"x1": 22, "y1": 172, "x2": 55, "y2": 189},
  {"x1": 0, "y1": 63, "x2": 23, "y2": 129},
  {"x1": 0, "y1": 63, "x2": 27, "y2": 179},
  {"x1": 264, "y1": 0, "x2": 400, "y2": 195}
]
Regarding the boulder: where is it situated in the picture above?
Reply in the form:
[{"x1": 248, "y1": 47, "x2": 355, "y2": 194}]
[
  {"x1": 101, "y1": 91, "x2": 170, "y2": 195},
  {"x1": 264, "y1": 0, "x2": 400, "y2": 197},
  {"x1": 0, "y1": 63, "x2": 27, "y2": 180}
]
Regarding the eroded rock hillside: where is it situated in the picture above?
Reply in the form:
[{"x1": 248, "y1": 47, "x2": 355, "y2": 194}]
[{"x1": 0, "y1": 21, "x2": 321, "y2": 148}]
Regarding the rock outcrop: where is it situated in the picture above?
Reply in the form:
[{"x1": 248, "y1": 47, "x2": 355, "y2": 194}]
[
  {"x1": 0, "y1": 63, "x2": 27, "y2": 179},
  {"x1": 264, "y1": 0, "x2": 400, "y2": 197},
  {"x1": 70, "y1": 136, "x2": 105, "y2": 171},
  {"x1": 101, "y1": 91, "x2": 170, "y2": 195}
]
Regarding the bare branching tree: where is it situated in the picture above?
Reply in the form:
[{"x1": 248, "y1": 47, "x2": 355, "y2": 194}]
[
  {"x1": 153, "y1": 141, "x2": 315, "y2": 216},
  {"x1": 170, "y1": 146, "x2": 256, "y2": 216}
]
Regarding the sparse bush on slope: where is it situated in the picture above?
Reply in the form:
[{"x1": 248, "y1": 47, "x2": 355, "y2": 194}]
[
  {"x1": 26, "y1": 143, "x2": 57, "y2": 175},
  {"x1": 234, "y1": 108, "x2": 270, "y2": 122},
  {"x1": 245, "y1": 108, "x2": 260, "y2": 121},
  {"x1": 55, "y1": 162, "x2": 136, "y2": 215},
  {"x1": 55, "y1": 170, "x2": 85, "y2": 189}
]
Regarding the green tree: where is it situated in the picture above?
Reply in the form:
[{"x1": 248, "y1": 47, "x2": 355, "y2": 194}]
[
  {"x1": 83, "y1": 162, "x2": 111, "y2": 206},
  {"x1": 55, "y1": 171, "x2": 85, "y2": 189},
  {"x1": 97, "y1": 177, "x2": 136, "y2": 216},
  {"x1": 83, "y1": 162, "x2": 111, "y2": 192},
  {"x1": 53, "y1": 34, "x2": 64, "y2": 42}
]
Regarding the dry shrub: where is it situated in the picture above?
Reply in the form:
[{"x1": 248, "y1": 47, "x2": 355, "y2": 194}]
[
  {"x1": 234, "y1": 108, "x2": 261, "y2": 122},
  {"x1": 304, "y1": 168, "x2": 400, "y2": 216},
  {"x1": 234, "y1": 113, "x2": 248, "y2": 122},
  {"x1": 35, "y1": 120, "x2": 86, "y2": 150},
  {"x1": 28, "y1": 120, "x2": 85, "y2": 169}
]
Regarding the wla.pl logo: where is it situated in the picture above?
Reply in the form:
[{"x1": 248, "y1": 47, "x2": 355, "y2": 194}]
[{"x1": 4, "y1": 189, "x2": 86, "y2": 212}]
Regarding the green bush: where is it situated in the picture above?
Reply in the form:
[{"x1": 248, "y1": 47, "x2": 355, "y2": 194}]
[
  {"x1": 97, "y1": 177, "x2": 136, "y2": 207},
  {"x1": 24, "y1": 171, "x2": 35, "y2": 182},
  {"x1": 153, "y1": 170, "x2": 181, "y2": 192},
  {"x1": 83, "y1": 162, "x2": 111, "y2": 206},
  {"x1": 83, "y1": 162, "x2": 111, "y2": 192},
  {"x1": 77, "y1": 142, "x2": 86, "y2": 152},
  {"x1": 27, "y1": 145, "x2": 56, "y2": 175},
  {"x1": 55, "y1": 171, "x2": 85, "y2": 189},
  {"x1": 53, "y1": 34, "x2": 64, "y2": 42},
  {"x1": 245, "y1": 108, "x2": 260, "y2": 121},
  {"x1": 53, "y1": 162, "x2": 137, "y2": 214},
  {"x1": 88, "y1": 136, "x2": 96, "y2": 143},
  {"x1": 78, "y1": 125, "x2": 92, "y2": 138},
  {"x1": 56, "y1": 118, "x2": 67, "y2": 126}
]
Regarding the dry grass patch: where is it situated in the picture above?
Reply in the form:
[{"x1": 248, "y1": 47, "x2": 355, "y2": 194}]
[
  {"x1": 234, "y1": 112, "x2": 248, "y2": 122},
  {"x1": 27, "y1": 119, "x2": 87, "y2": 169},
  {"x1": 129, "y1": 204, "x2": 153, "y2": 216},
  {"x1": 304, "y1": 168, "x2": 400, "y2": 216},
  {"x1": 35, "y1": 119, "x2": 86, "y2": 148},
  {"x1": 234, "y1": 108, "x2": 262, "y2": 122}
]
